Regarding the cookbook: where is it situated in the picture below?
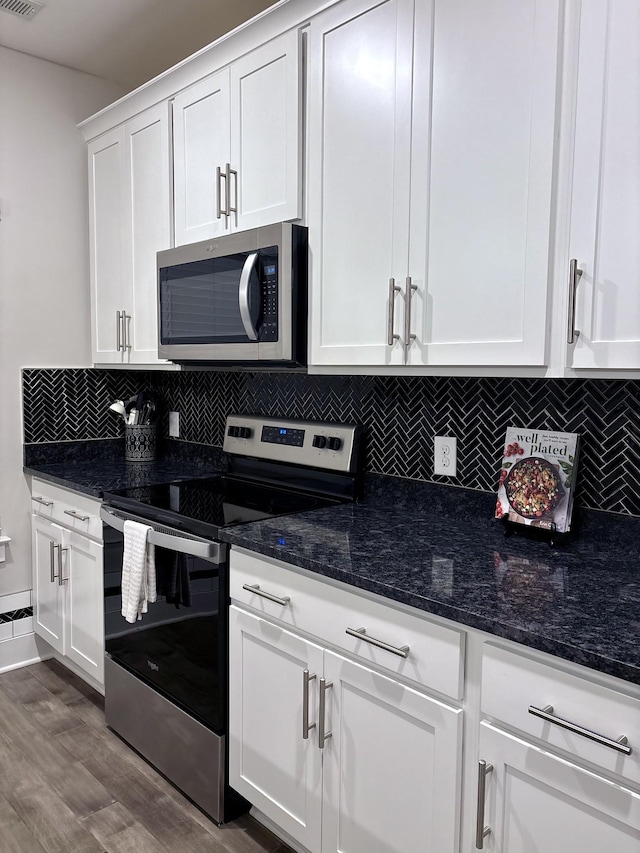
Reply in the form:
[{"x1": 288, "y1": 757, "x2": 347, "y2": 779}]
[{"x1": 495, "y1": 427, "x2": 580, "y2": 534}]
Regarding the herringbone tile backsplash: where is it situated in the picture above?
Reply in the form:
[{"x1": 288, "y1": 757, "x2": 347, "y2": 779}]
[{"x1": 22, "y1": 369, "x2": 640, "y2": 517}]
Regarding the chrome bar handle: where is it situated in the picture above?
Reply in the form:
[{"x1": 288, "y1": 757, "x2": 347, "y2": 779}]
[
  {"x1": 116, "y1": 310, "x2": 123, "y2": 352},
  {"x1": 227, "y1": 163, "x2": 238, "y2": 215},
  {"x1": 56, "y1": 544, "x2": 68, "y2": 586},
  {"x1": 346, "y1": 626, "x2": 410, "y2": 659},
  {"x1": 64, "y1": 509, "x2": 90, "y2": 522},
  {"x1": 242, "y1": 583, "x2": 290, "y2": 607},
  {"x1": 302, "y1": 669, "x2": 317, "y2": 740},
  {"x1": 567, "y1": 258, "x2": 583, "y2": 344},
  {"x1": 238, "y1": 252, "x2": 259, "y2": 341},
  {"x1": 387, "y1": 278, "x2": 401, "y2": 346},
  {"x1": 216, "y1": 166, "x2": 225, "y2": 219},
  {"x1": 475, "y1": 760, "x2": 493, "y2": 849},
  {"x1": 318, "y1": 678, "x2": 333, "y2": 749},
  {"x1": 49, "y1": 540, "x2": 56, "y2": 583},
  {"x1": 33, "y1": 497, "x2": 53, "y2": 508},
  {"x1": 404, "y1": 276, "x2": 417, "y2": 353},
  {"x1": 123, "y1": 311, "x2": 131, "y2": 351},
  {"x1": 528, "y1": 705, "x2": 631, "y2": 755}
]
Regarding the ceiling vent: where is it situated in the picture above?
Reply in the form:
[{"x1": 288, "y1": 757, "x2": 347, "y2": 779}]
[{"x1": 0, "y1": 0, "x2": 44, "y2": 19}]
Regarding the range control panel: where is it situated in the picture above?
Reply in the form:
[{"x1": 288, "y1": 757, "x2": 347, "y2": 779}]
[{"x1": 223, "y1": 415, "x2": 361, "y2": 474}]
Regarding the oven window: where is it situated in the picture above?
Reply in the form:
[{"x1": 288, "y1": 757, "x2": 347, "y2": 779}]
[{"x1": 104, "y1": 534, "x2": 226, "y2": 733}]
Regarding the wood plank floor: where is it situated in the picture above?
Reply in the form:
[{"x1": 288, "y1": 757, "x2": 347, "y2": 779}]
[{"x1": 0, "y1": 660, "x2": 293, "y2": 853}]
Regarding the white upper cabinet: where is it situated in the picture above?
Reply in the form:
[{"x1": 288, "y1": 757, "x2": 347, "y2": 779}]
[
  {"x1": 172, "y1": 69, "x2": 231, "y2": 246},
  {"x1": 309, "y1": 0, "x2": 562, "y2": 368},
  {"x1": 308, "y1": 0, "x2": 414, "y2": 366},
  {"x1": 88, "y1": 103, "x2": 171, "y2": 366},
  {"x1": 408, "y1": 0, "x2": 561, "y2": 367},
  {"x1": 567, "y1": 0, "x2": 640, "y2": 370},
  {"x1": 173, "y1": 29, "x2": 302, "y2": 247}
]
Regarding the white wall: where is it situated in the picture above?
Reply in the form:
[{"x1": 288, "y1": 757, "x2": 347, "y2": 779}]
[{"x1": 0, "y1": 47, "x2": 123, "y2": 598}]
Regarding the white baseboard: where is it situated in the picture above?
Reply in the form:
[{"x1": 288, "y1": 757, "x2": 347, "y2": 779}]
[{"x1": 0, "y1": 632, "x2": 51, "y2": 674}]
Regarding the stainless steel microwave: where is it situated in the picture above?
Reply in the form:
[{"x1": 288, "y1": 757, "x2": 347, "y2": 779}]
[{"x1": 157, "y1": 223, "x2": 307, "y2": 366}]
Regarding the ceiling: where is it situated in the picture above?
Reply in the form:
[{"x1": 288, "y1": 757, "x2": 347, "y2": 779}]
[{"x1": 0, "y1": 0, "x2": 277, "y2": 91}]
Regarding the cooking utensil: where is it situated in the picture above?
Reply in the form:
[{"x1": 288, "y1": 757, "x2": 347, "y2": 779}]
[{"x1": 109, "y1": 401, "x2": 127, "y2": 422}]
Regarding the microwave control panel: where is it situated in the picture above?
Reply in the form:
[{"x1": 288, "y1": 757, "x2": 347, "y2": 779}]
[{"x1": 259, "y1": 261, "x2": 278, "y2": 341}]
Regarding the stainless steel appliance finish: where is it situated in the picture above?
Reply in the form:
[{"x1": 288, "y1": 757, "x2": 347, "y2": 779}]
[
  {"x1": 105, "y1": 656, "x2": 226, "y2": 823},
  {"x1": 100, "y1": 505, "x2": 224, "y2": 561},
  {"x1": 101, "y1": 414, "x2": 362, "y2": 826},
  {"x1": 157, "y1": 222, "x2": 307, "y2": 365},
  {"x1": 223, "y1": 414, "x2": 360, "y2": 474}
]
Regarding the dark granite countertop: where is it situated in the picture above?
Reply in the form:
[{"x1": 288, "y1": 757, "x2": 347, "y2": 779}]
[
  {"x1": 24, "y1": 439, "x2": 225, "y2": 497},
  {"x1": 219, "y1": 476, "x2": 640, "y2": 687},
  {"x1": 23, "y1": 445, "x2": 640, "y2": 687}
]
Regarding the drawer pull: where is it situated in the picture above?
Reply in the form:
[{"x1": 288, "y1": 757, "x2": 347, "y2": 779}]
[
  {"x1": 346, "y1": 626, "x2": 410, "y2": 659},
  {"x1": 63, "y1": 509, "x2": 90, "y2": 522},
  {"x1": 302, "y1": 669, "x2": 316, "y2": 740},
  {"x1": 242, "y1": 583, "x2": 290, "y2": 607},
  {"x1": 475, "y1": 760, "x2": 493, "y2": 849},
  {"x1": 528, "y1": 705, "x2": 632, "y2": 755},
  {"x1": 33, "y1": 496, "x2": 53, "y2": 507},
  {"x1": 319, "y1": 677, "x2": 332, "y2": 749}
]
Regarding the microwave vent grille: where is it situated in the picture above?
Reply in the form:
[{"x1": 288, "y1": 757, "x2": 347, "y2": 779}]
[{"x1": 0, "y1": 0, "x2": 44, "y2": 18}]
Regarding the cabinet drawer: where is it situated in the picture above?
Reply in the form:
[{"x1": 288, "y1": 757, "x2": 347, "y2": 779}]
[
  {"x1": 31, "y1": 479, "x2": 102, "y2": 541},
  {"x1": 482, "y1": 643, "x2": 640, "y2": 785},
  {"x1": 230, "y1": 549, "x2": 464, "y2": 700}
]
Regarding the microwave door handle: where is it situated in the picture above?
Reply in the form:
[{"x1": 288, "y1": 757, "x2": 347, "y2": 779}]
[{"x1": 239, "y1": 252, "x2": 259, "y2": 341}]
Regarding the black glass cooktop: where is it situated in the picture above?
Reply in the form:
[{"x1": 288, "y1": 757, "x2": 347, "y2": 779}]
[{"x1": 103, "y1": 475, "x2": 340, "y2": 538}]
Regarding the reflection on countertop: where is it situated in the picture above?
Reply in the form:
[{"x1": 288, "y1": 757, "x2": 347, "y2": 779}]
[{"x1": 24, "y1": 438, "x2": 225, "y2": 496}]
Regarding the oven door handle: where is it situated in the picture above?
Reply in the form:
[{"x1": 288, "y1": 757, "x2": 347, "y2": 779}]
[
  {"x1": 100, "y1": 506, "x2": 224, "y2": 562},
  {"x1": 238, "y1": 252, "x2": 259, "y2": 341}
]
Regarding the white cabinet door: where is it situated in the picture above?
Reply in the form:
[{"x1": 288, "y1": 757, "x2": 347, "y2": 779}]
[
  {"x1": 172, "y1": 69, "x2": 231, "y2": 246},
  {"x1": 308, "y1": 0, "x2": 414, "y2": 366},
  {"x1": 230, "y1": 29, "x2": 302, "y2": 232},
  {"x1": 477, "y1": 722, "x2": 640, "y2": 853},
  {"x1": 228, "y1": 606, "x2": 324, "y2": 853},
  {"x1": 125, "y1": 104, "x2": 172, "y2": 365},
  {"x1": 88, "y1": 127, "x2": 126, "y2": 365},
  {"x1": 32, "y1": 516, "x2": 65, "y2": 655},
  {"x1": 65, "y1": 531, "x2": 104, "y2": 686},
  {"x1": 321, "y1": 651, "x2": 462, "y2": 853},
  {"x1": 568, "y1": 0, "x2": 640, "y2": 369},
  {"x1": 89, "y1": 105, "x2": 171, "y2": 367},
  {"x1": 407, "y1": 0, "x2": 561, "y2": 367}
]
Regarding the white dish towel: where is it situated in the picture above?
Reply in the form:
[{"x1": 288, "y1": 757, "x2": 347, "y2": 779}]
[{"x1": 121, "y1": 519, "x2": 157, "y2": 624}]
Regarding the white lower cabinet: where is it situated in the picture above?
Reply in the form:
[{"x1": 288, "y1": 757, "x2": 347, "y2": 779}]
[
  {"x1": 229, "y1": 573, "x2": 463, "y2": 853},
  {"x1": 229, "y1": 549, "x2": 640, "y2": 852},
  {"x1": 477, "y1": 722, "x2": 640, "y2": 853},
  {"x1": 229, "y1": 606, "x2": 323, "y2": 852},
  {"x1": 321, "y1": 650, "x2": 462, "y2": 853},
  {"x1": 31, "y1": 481, "x2": 104, "y2": 688}
]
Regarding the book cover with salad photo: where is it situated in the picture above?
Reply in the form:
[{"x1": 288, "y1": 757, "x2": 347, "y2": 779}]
[{"x1": 495, "y1": 427, "x2": 580, "y2": 534}]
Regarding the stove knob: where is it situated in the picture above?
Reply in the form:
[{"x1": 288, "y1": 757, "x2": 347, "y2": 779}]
[
  {"x1": 312, "y1": 435, "x2": 327, "y2": 449},
  {"x1": 327, "y1": 436, "x2": 342, "y2": 451},
  {"x1": 228, "y1": 425, "x2": 239, "y2": 438},
  {"x1": 238, "y1": 427, "x2": 253, "y2": 439}
]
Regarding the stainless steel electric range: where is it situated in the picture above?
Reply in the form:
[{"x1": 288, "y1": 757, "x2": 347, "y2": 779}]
[{"x1": 99, "y1": 414, "x2": 362, "y2": 824}]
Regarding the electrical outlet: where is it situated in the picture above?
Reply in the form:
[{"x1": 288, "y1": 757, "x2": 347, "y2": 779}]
[
  {"x1": 169, "y1": 411, "x2": 180, "y2": 438},
  {"x1": 434, "y1": 436, "x2": 457, "y2": 477}
]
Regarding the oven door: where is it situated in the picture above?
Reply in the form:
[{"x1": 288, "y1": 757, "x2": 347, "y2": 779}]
[{"x1": 101, "y1": 506, "x2": 228, "y2": 734}]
